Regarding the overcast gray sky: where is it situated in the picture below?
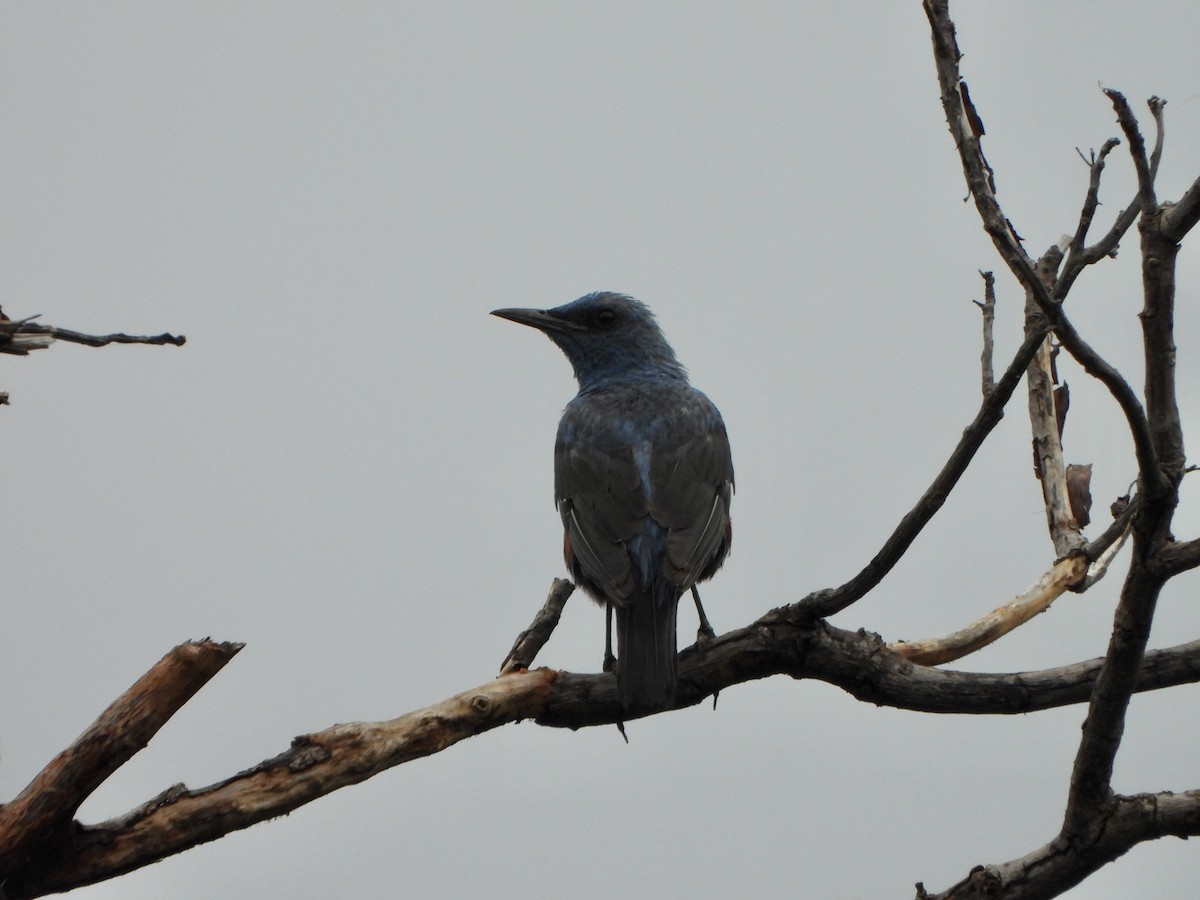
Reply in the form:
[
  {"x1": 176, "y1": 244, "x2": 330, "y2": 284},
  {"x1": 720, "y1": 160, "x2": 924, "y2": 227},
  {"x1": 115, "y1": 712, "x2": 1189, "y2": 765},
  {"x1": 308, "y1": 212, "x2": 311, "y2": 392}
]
[{"x1": 3, "y1": 3, "x2": 1199, "y2": 897}]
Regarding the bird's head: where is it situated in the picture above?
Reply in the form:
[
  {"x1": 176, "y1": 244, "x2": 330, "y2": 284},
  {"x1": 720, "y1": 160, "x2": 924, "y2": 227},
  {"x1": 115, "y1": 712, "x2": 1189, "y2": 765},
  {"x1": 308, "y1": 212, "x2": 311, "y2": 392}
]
[{"x1": 492, "y1": 292, "x2": 687, "y2": 391}]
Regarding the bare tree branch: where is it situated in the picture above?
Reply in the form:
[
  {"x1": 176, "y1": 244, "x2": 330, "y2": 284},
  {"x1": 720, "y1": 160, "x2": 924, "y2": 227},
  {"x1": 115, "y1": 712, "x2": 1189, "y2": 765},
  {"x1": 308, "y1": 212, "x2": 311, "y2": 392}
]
[
  {"x1": 889, "y1": 554, "x2": 1087, "y2": 665},
  {"x1": 973, "y1": 270, "x2": 996, "y2": 393},
  {"x1": 499, "y1": 578, "x2": 575, "y2": 674},
  {"x1": 1066, "y1": 139, "x2": 1120, "y2": 260},
  {"x1": 922, "y1": 0, "x2": 1168, "y2": 506},
  {"x1": 1052, "y1": 90, "x2": 1165, "y2": 301},
  {"x1": 0, "y1": 641, "x2": 241, "y2": 878},
  {"x1": 1158, "y1": 536, "x2": 1200, "y2": 576},
  {"x1": 918, "y1": 3, "x2": 1200, "y2": 896},
  {"x1": 0, "y1": 317, "x2": 185, "y2": 354},
  {"x1": 6, "y1": 611, "x2": 1199, "y2": 897},
  {"x1": 1063, "y1": 567, "x2": 1165, "y2": 838},
  {"x1": 919, "y1": 789, "x2": 1200, "y2": 899},
  {"x1": 797, "y1": 322, "x2": 1049, "y2": 620},
  {"x1": 1055, "y1": 137, "x2": 1142, "y2": 300},
  {"x1": 2, "y1": 667, "x2": 558, "y2": 898},
  {"x1": 1058, "y1": 94, "x2": 1186, "y2": 853},
  {"x1": 1104, "y1": 91, "x2": 1159, "y2": 210},
  {"x1": 0, "y1": 311, "x2": 185, "y2": 404},
  {"x1": 890, "y1": 493, "x2": 1134, "y2": 665},
  {"x1": 1162, "y1": 173, "x2": 1200, "y2": 242},
  {"x1": 1026, "y1": 330, "x2": 1086, "y2": 557}
]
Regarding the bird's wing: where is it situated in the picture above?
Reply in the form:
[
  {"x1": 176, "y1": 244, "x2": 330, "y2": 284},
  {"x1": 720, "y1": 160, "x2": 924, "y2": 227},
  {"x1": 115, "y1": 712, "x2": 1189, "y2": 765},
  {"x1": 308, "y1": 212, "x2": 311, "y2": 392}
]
[
  {"x1": 555, "y1": 430, "x2": 649, "y2": 604},
  {"x1": 651, "y1": 415, "x2": 734, "y2": 587}
]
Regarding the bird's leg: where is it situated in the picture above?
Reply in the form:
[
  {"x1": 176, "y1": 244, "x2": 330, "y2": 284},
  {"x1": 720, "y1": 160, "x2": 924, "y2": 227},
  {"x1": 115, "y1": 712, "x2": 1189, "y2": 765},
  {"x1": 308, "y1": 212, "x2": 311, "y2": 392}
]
[
  {"x1": 691, "y1": 585, "x2": 716, "y2": 647},
  {"x1": 602, "y1": 605, "x2": 629, "y2": 739},
  {"x1": 603, "y1": 602, "x2": 617, "y2": 673},
  {"x1": 691, "y1": 586, "x2": 719, "y2": 710}
]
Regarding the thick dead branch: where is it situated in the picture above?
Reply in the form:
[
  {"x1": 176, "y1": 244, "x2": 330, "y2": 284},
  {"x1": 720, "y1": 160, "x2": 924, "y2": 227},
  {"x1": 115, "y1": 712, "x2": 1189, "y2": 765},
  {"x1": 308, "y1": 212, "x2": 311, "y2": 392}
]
[
  {"x1": 0, "y1": 641, "x2": 241, "y2": 877},
  {"x1": 2, "y1": 667, "x2": 559, "y2": 898},
  {"x1": 1158, "y1": 536, "x2": 1200, "y2": 575},
  {"x1": 8, "y1": 615, "x2": 1200, "y2": 897},
  {"x1": 1120, "y1": 101, "x2": 1187, "y2": 497},
  {"x1": 1063, "y1": 564, "x2": 1166, "y2": 842},
  {"x1": 1060, "y1": 93, "x2": 1185, "y2": 850},
  {"x1": 919, "y1": 789, "x2": 1200, "y2": 900}
]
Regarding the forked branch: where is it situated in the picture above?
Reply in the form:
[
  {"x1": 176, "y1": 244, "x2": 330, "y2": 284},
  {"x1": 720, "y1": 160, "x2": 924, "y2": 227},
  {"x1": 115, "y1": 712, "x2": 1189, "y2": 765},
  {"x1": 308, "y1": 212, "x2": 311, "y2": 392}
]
[
  {"x1": 6, "y1": 609, "x2": 1200, "y2": 897},
  {"x1": 920, "y1": 1, "x2": 1198, "y2": 897}
]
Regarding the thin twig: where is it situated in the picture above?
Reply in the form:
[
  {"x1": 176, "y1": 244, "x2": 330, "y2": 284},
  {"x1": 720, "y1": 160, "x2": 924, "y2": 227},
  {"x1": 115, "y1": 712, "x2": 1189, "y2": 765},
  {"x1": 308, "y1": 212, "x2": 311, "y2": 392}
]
[
  {"x1": 1054, "y1": 93, "x2": 1165, "y2": 302},
  {"x1": 500, "y1": 578, "x2": 575, "y2": 674},
  {"x1": 973, "y1": 270, "x2": 996, "y2": 393},
  {"x1": 1056, "y1": 138, "x2": 1121, "y2": 297},
  {"x1": 6, "y1": 322, "x2": 187, "y2": 348},
  {"x1": 1072, "y1": 139, "x2": 1121, "y2": 256}
]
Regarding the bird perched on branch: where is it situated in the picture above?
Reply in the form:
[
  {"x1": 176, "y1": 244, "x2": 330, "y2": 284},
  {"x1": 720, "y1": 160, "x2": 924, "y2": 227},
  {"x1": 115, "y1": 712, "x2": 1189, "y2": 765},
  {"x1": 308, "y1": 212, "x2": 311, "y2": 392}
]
[{"x1": 492, "y1": 292, "x2": 733, "y2": 710}]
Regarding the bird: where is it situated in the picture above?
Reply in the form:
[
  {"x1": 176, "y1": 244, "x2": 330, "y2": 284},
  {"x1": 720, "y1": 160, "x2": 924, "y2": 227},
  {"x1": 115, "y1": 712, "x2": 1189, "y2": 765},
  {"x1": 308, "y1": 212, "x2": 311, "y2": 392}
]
[{"x1": 492, "y1": 292, "x2": 733, "y2": 710}]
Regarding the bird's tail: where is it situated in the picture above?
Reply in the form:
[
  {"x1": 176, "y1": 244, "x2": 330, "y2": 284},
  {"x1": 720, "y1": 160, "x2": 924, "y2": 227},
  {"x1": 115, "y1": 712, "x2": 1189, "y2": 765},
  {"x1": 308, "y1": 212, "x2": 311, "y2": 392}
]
[{"x1": 615, "y1": 589, "x2": 679, "y2": 710}]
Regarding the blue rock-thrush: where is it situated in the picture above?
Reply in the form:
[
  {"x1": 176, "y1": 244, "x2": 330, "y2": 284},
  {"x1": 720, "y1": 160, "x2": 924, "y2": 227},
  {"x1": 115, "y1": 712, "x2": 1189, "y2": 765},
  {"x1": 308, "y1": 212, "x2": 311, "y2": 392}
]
[{"x1": 492, "y1": 292, "x2": 733, "y2": 709}]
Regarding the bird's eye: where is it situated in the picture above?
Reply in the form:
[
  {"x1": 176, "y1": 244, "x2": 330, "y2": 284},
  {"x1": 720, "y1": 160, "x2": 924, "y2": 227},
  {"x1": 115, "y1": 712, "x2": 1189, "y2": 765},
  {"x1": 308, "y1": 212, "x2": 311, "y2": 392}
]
[{"x1": 595, "y1": 308, "x2": 617, "y2": 329}]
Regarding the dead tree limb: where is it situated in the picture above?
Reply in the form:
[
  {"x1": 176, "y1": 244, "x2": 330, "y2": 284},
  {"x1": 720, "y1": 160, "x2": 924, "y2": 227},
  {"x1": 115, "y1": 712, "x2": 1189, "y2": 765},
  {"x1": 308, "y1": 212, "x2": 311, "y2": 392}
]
[
  {"x1": 0, "y1": 315, "x2": 185, "y2": 355},
  {"x1": 0, "y1": 641, "x2": 241, "y2": 879},
  {"x1": 797, "y1": 321, "x2": 1050, "y2": 621},
  {"x1": 4, "y1": 5, "x2": 1196, "y2": 899},
  {"x1": 921, "y1": 0, "x2": 1198, "y2": 895},
  {"x1": 891, "y1": 496, "x2": 1135, "y2": 666},
  {"x1": 5, "y1": 612, "x2": 1200, "y2": 897},
  {"x1": 973, "y1": 271, "x2": 996, "y2": 393},
  {"x1": 890, "y1": 554, "x2": 1087, "y2": 665},
  {"x1": 500, "y1": 578, "x2": 575, "y2": 674},
  {"x1": 0, "y1": 310, "x2": 185, "y2": 404},
  {"x1": 919, "y1": 789, "x2": 1200, "y2": 900}
]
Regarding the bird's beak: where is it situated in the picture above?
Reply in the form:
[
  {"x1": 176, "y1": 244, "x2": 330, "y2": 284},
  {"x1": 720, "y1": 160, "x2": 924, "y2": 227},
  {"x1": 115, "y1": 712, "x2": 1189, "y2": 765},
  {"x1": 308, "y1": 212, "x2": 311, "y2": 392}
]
[{"x1": 491, "y1": 307, "x2": 585, "y2": 334}]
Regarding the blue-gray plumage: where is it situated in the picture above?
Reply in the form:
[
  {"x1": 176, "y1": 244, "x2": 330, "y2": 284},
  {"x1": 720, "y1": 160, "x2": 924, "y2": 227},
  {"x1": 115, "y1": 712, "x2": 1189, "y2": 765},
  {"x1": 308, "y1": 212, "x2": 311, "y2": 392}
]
[{"x1": 492, "y1": 292, "x2": 733, "y2": 709}]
